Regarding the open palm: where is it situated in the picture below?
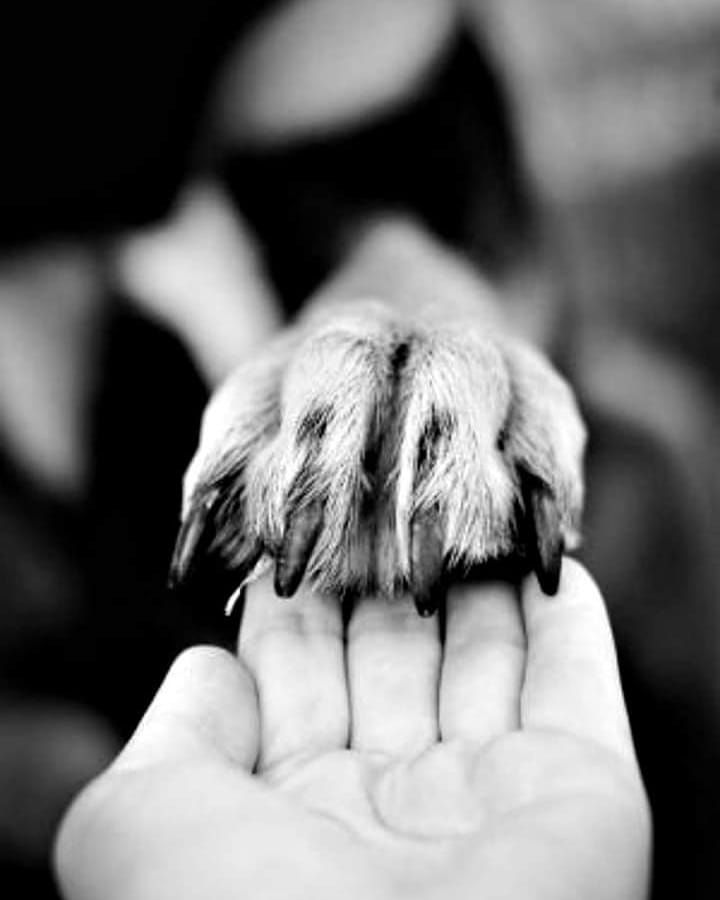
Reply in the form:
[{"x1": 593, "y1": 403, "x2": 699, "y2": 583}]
[{"x1": 56, "y1": 562, "x2": 650, "y2": 900}]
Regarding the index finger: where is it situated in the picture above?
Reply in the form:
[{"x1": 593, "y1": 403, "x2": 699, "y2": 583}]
[
  {"x1": 521, "y1": 559, "x2": 635, "y2": 759},
  {"x1": 238, "y1": 576, "x2": 348, "y2": 772}
]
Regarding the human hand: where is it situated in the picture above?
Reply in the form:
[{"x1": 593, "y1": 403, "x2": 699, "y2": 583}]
[{"x1": 54, "y1": 560, "x2": 650, "y2": 900}]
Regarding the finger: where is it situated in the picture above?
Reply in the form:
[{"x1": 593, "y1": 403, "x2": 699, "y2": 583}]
[
  {"x1": 521, "y1": 558, "x2": 635, "y2": 757},
  {"x1": 348, "y1": 593, "x2": 441, "y2": 758},
  {"x1": 115, "y1": 645, "x2": 259, "y2": 771},
  {"x1": 440, "y1": 581, "x2": 525, "y2": 744},
  {"x1": 238, "y1": 575, "x2": 347, "y2": 771}
]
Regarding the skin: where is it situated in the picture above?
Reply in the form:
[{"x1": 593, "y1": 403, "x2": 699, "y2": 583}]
[{"x1": 54, "y1": 559, "x2": 651, "y2": 900}]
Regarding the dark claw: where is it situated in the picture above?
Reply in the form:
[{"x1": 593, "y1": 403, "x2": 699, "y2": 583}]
[
  {"x1": 169, "y1": 478, "x2": 264, "y2": 605},
  {"x1": 409, "y1": 510, "x2": 446, "y2": 617},
  {"x1": 519, "y1": 470, "x2": 564, "y2": 596},
  {"x1": 274, "y1": 501, "x2": 324, "y2": 598},
  {"x1": 414, "y1": 595, "x2": 442, "y2": 618},
  {"x1": 168, "y1": 487, "x2": 222, "y2": 589}
]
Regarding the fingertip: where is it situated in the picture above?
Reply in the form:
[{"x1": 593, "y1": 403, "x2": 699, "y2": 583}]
[
  {"x1": 521, "y1": 557, "x2": 614, "y2": 673},
  {"x1": 522, "y1": 557, "x2": 605, "y2": 622},
  {"x1": 169, "y1": 643, "x2": 243, "y2": 680},
  {"x1": 555, "y1": 557, "x2": 603, "y2": 599},
  {"x1": 117, "y1": 645, "x2": 260, "y2": 771}
]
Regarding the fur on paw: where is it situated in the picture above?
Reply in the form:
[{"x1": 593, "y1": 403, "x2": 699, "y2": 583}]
[{"x1": 170, "y1": 302, "x2": 586, "y2": 614}]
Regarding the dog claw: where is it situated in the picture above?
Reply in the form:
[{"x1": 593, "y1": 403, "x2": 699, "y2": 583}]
[
  {"x1": 168, "y1": 487, "x2": 222, "y2": 589},
  {"x1": 520, "y1": 472, "x2": 563, "y2": 596},
  {"x1": 169, "y1": 478, "x2": 264, "y2": 607},
  {"x1": 274, "y1": 501, "x2": 324, "y2": 598},
  {"x1": 409, "y1": 511, "x2": 445, "y2": 617}
]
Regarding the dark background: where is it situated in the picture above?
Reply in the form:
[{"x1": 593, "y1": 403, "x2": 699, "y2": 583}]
[{"x1": 1, "y1": 3, "x2": 719, "y2": 898}]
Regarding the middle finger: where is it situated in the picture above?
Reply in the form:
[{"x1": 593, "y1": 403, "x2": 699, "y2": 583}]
[{"x1": 347, "y1": 593, "x2": 441, "y2": 758}]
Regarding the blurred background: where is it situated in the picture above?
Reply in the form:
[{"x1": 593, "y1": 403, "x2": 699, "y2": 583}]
[{"x1": 0, "y1": 1, "x2": 719, "y2": 897}]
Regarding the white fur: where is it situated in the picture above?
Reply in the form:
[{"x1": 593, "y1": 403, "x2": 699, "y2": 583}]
[{"x1": 181, "y1": 220, "x2": 586, "y2": 596}]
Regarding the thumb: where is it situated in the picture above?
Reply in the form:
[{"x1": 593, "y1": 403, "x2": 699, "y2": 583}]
[{"x1": 115, "y1": 645, "x2": 260, "y2": 772}]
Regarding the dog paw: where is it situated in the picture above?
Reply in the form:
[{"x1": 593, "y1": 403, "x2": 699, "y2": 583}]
[{"x1": 169, "y1": 302, "x2": 586, "y2": 613}]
